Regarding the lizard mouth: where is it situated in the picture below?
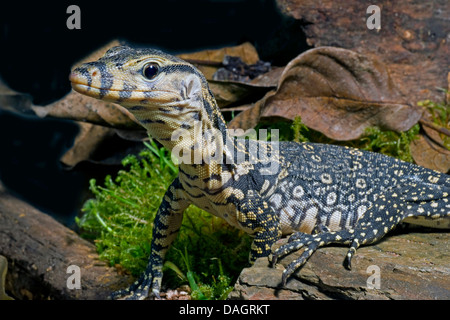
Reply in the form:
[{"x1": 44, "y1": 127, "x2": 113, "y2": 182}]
[
  {"x1": 70, "y1": 72, "x2": 179, "y2": 104},
  {"x1": 70, "y1": 82, "x2": 96, "y2": 95},
  {"x1": 70, "y1": 81, "x2": 119, "y2": 101},
  {"x1": 70, "y1": 81, "x2": 129, "y2": 97},
  {"x1": 69, "y1": 71, "x2": 107, "y2": 98}
]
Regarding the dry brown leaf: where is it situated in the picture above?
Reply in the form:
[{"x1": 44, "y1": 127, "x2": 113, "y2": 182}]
[
  {"x1": 31, "y1": 40, "x2": 141, "y2": 130},
  {"x1": 410, "y1": 134, "x2": 450, "y2": 173},
  {"x1": 227, "y1": 91, "x2": 274, "y2": 130},
  {"x1": 210, "y1": 80, "x2": 274, "y2": 108},
  {"x1": 231, "y1": 47, "x2": 423, "y2": 140},
  {"x1": 178, "y1": 43, "x2": 274, "y2": 108},
  {"x1": 177, "y1": 42, "x2": 260, "y2": 80},
  {"x1": 250, "y1": 66, "x2": 285, "y2": 88},
  {"x1": 60, "y1": 122, "x2": 115, "y2": 168},
  {"x1": 0, "y1": 77, "x2": 33, "y2": 114},
  {"x1": 267, "y1": 47, "x2": 423, "y2": 140},
  {"x1": 32, "y1": 90, "x2": 141, "y2": 130},
  {"x1": 410, "y1": 108, "x2": 450, "y2": 173}
]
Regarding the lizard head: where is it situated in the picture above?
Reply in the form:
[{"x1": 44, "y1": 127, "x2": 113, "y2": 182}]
[
  {"x1": 70, "y1": 45, "x2": 220, "y2": 132},
  {"x1": 70, "y1": 46, "x2": 206, "y2": 110},
  {"x1": 70, "y1": 45, "x2": 230, "y2": 164}
]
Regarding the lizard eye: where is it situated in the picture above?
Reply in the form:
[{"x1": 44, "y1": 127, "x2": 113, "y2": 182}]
[{"x1": 142, "y1": 63, "x2": 160, "y2": 80}]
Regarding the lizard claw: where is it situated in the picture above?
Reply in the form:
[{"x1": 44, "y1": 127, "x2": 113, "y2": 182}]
[
  {"x1": 268, "y1": 253, "x2": 278, "y2": 267},
  {"x1": 271, "y1": 230, "x2": 356, "y2": 286},
  {"x1": 343, "y1": 253, "x2": 352, "y2": 270},
  {"x1": 343, "y1": 239, "x2": 359, "y2": 270},
  {"x1": 111, "y1": 272, "x2": 161, "y2": 300}
]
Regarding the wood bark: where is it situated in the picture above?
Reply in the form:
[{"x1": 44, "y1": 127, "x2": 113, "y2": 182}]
[
  {"x1": 276, "y1": 0, "x2": 449, "y2": 105},
  {"x1": 0, "y1": 183, "x2": 130, "y2": 300}
]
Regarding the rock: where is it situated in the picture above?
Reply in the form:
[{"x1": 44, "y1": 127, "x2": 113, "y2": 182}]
[{"x1": 229, "y1": 230, "x2": 450, "y2": 300}]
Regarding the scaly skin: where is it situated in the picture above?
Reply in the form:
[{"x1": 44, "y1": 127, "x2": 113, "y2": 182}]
[{"x1": 70, "y1": 46, "x2": 450, "y2": 299}]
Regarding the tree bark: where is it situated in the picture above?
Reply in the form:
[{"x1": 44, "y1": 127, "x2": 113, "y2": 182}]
[
  {"x1": 0, "y1": 182, "x2": 130, "y2": 300},
  {"x1": 276, "y1": 0, "x2": 449, "y2": 105}
]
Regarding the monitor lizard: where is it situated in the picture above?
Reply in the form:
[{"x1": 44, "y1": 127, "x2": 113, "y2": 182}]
[{"x1": 69, "y1": 46, "x2": 450, "y2": 300}]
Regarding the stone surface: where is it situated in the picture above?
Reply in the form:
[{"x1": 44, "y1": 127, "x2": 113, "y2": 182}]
[{"x1": 230, "y1": 230, "x2": 450, "y2": 300}]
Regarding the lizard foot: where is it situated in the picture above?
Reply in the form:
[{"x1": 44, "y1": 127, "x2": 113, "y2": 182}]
[
  {"x1": 111, "y1": 270, "x2": 161, "y2": 300},
  {"x1": 270, "y1": 230, "x2": 354, "y2": 286},
  {"x1": 270, "y1": 233, "x2": 321, "y2": 286}
]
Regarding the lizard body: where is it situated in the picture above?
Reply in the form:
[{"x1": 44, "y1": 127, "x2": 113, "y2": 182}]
[{"x1": 70, "y1": 46, "x2": 450, "y2": 299}]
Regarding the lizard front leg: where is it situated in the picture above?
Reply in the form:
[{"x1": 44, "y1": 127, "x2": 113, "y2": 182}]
[
  {"x1": 236, "y1": 190, "x2": 282, "y2": 263},
  {"x1": 112, "y1": 178, "x2": 189, "y2": 300}
]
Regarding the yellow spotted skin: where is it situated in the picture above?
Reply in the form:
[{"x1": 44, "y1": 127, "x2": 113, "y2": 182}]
[{"x1": 70, "y1": 46, "x2": 450, "y2": 299}]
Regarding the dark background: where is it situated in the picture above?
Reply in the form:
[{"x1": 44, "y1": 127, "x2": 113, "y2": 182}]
[{"x1": 0, "y1": 0, "x2": 309, "y2": 225}]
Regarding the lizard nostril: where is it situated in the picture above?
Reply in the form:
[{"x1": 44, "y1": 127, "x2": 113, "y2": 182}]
[{"x1": 92, "y1": 71, "x2": 98, "y2": 77}]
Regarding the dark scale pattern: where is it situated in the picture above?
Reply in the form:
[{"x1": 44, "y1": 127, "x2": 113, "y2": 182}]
[
  {"x1": 69, "y1": 46, "x2": 450, "y2": 299},
  {"x1": 267, "y1": 142, "x2": 450, "y2": 283}
]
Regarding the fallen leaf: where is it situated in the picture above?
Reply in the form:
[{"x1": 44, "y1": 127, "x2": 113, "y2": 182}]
[
  {"x1": 177, "y1": 42, "x2": 260, "y2": 79},
  {"x1": 210, "y1": 80, "x2": 274, "y2": 108},
  {"x1": 31, "y1": 40, "x2": 141, "y2": 130},
  {"x1": 0, "y1": 77, "x2": 33, "y2": 114},
  {"x1": 250, "y1": 66, "x2": 285, "y2": 88},
  {"x1": 227, "y1": 91, "x2": 274, "y2": 130},
  {"x1": 212, "y1": 56, "x2": 271, "y2": 83},
  {"x1": 60, "y1": 122, "x2": 147, "y2": 168},
  {"x1": 222, "y1": 67, "x2": 284, "y2": 116},
  {"x1": 411, "y1": 108, "x2": 450, "y2": 173},
  {"x1": 31, "y1": 90, "x2": 141, "y2": 130},
  {"x1": 231, "y1": 47, "x2": 423, "y2": 140},
  {"x1": 179, "y1": 43, "x2": 274, "y2": 108},
  {"x1": 60, "y1": 122, "x2": 115, "y2": 168},
  {"x1": 410, "y1": 134, "x2": 450, "y2": 173}
]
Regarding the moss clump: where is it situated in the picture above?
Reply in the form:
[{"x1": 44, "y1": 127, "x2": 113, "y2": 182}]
[
  {"x1": 357, "y1": 125, "x2": 420, "y2": 162},
  {"x1": 76, "y1": 139, "x2": 251, "y2": 300}
]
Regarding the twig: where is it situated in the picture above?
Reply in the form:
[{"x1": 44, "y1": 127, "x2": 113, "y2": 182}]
[{"x1": 419, "y1": 118, "x2": 450, "y2": 137}]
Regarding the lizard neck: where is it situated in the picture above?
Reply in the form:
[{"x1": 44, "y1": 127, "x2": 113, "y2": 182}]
[{"x1": 134, "y1": 85, "x2": 236, "y2": 179}]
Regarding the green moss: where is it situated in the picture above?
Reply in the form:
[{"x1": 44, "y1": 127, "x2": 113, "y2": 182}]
[
  {"x1": 76, "y1": 139, "x2": 251, "y2": 300},
  {"x1": 357, "y1": 125, "x2": 420, "y2": 162}
]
